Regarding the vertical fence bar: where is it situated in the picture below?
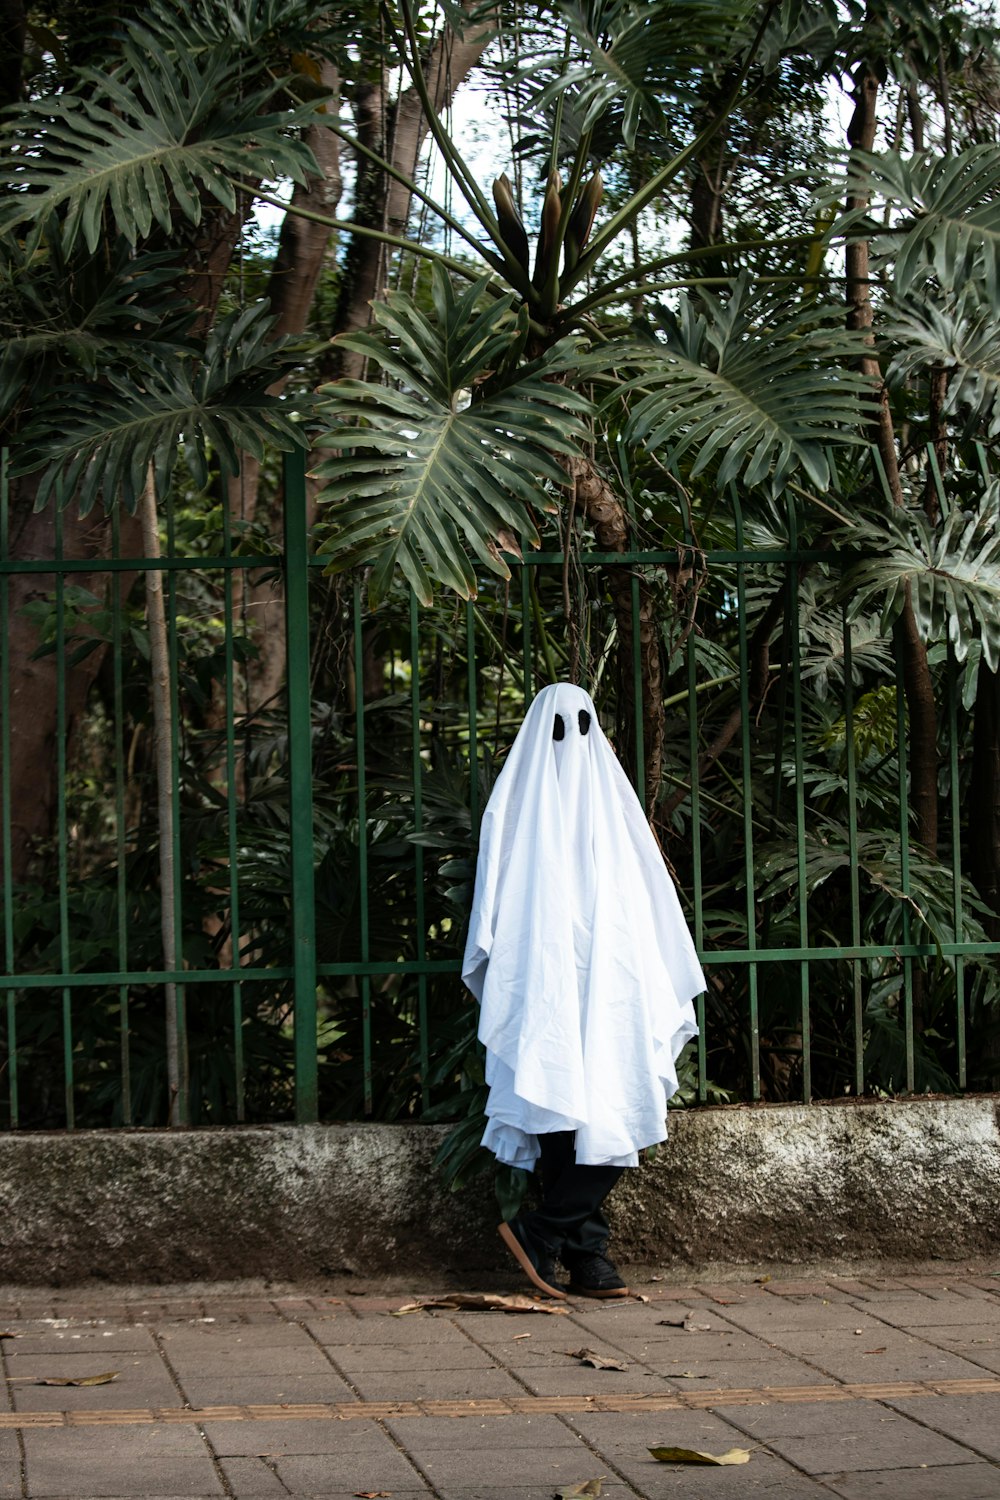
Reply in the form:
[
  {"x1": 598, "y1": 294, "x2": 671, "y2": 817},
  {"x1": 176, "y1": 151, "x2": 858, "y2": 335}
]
[
  {"x1": 893, "y1": 631, "x2": 915, "y2": 1091},
  {"x1": 842, "y1": 609, "x2": 864, "y2": 1096},
  {"x1": 0, "y1": 453, "x2": 15, "y2": 1127},
  {"x1": 630, "y1": 572, "x2": 645, "y2": 798},
  {"x1": 787, "y1": 509, "x2": 810, "y2": 1101},
  {"x1": 164, "y1": 490, "x2": 189, "y2": 1122},
  {"x1": 466, "y1": 603, "x2": 480, "y2": 838},
  {"x1": 410, "y1": 593, "x2": 429, "y2": 1108},
  {"x1": 221, "y1": 497, "x2": 244, "y2": 1120},
  {"x1": 948, "y1": 649, "x2": 966, "y2": 1088},
  {"x1": 520, "y1": 563, "x2": 533, "y2": 707},
  {"x1": 352, "y1": 578, "x2": 372, "y2": 1114},
  {"x1": 685, "y1": 628, "x2": 706, "y2": 1100},
  {"x1": 733, "y1": 496, "x2": 760, "y2": 1098},
  {"x1": 111, "y1": 508, "x2": 131, "y2": 1124},
  {"x1": 54, "y1": 508, "x2": 74, "y2": 1127},
  {"x1": 284, "y1": 450, "x2": 318, "y2": 1123}
]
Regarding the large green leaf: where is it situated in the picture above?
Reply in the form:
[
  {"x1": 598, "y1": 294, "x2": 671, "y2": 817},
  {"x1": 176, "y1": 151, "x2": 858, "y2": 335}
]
[
  {"x1": 838, "y1": 484, "x2": 1000, "y2": 670},
  {"x1": 887, "y1": 284, "x2": 1000, "y2": 439},
  {"x1": 11, "y1": 303, "x2": 308, "y2": 514},
  {"x1": 0, "y1": 232, "x2": 190, "y2": 428},
  {"x1": 847, "y1": 148, "x2": 1000, "y2": 300},
  {"x1": 0, "y1": 20, "x2": 321, "y2": 253},
  {"x1": 529, "y1": 0, "x2": 757, "y2": 148},
  {"x1": 312, "y1": 268, "x2": 593, "y2": 605},
  {"x1": 616, "y1": 277, "x2": 872, "y2": 491}
]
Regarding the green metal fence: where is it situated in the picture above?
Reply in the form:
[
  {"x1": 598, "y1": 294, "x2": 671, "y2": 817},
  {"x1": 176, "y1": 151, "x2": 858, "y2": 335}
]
[{"x1": 1, "y1": 449, "x2": 997, "y2": 1131}]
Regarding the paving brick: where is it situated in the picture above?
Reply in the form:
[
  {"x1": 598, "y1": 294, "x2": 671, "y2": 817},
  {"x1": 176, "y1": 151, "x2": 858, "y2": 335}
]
[
  {"x1": 384, "y1": 1413, "x2": 582, "y2": 1450},
  {"x1": 763, "y1": 1328, "x2": 999, "y2": 1384},
  {"x1": 203, "y1": 1417, "x2": 401, "y2": 1456},
  {"x1": 881, "y1": 1393, "x2": 1000, "y2": 1463},
  {"x1": 411, "y1": 1443, "x2": 603, "y2": 1488},
  {"x1": 4, "y1": 1327, "x2": 157, "y2": 1358},
  {"x1": 215, "y1": 1455, "x2": 287, "y2": 1495},
  {"x1": 178, "y1": 1372, "x2": 355, "y2": 1406},
  {"x1": 863, "y1": 1297, "x2": 1000, "y2": 1329},
  {"x1": 714, "y1": 1302, "x2": 889, "y2": 1335},
  {"x1": 271, "y1": 1443, "x2": 427, "y2": 1494},
  {"x1": 721, "y1": 1401, "x2": 974, "y2": 1475},
  {"x1": 762, "y1": 1282, "x2": 833, "y2": 1298},
  {"x1": 9, "y1": 1353, "x2": 179, "y2": 1411},
  {"x1": 329, "y1": 1343, "x2": 498, "y2": 1373},
  {"x1": 303, "y1": 1315, "x2": 470, "y2": 1346},
  {"x1": 817, "y1": 1463, "x2": 1000, "y2": 1499},
  {"x1": 345, "y1": 1368, "x2": 525, "y2": 1402},
  {"x1": 21, "y1": 1424, "x2": 224, "y2": 1497}
]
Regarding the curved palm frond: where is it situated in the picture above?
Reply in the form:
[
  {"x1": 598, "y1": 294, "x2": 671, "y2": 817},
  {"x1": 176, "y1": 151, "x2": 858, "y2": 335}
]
[
  {"x1": 0, "y1": 232, "x2": 191, "y2": 427},
  {"x1": 888, "y1": 286, "x2": 1000, "y2": 439},
  {"x1": 615, "y1": 277, "x2": 872, "y2": 491},
  {"x1": 528, "y1": 0, "x2": 757, "y2": 148},
  {"x1": 312, "y1": 269, "x2": 593, "y2": 605},
  {"x1": 11, "y1": 303, "x2": 308, "y2": 514},
  {"x1": 838, "y1": 483, "x2": 1000, "y2": 670},
  {"x1": 851, "y1": 147, "x2": 1000, "y2": 299},
  {"x1": 0, "y1": 23, "x2": 322, "y2": 253}
]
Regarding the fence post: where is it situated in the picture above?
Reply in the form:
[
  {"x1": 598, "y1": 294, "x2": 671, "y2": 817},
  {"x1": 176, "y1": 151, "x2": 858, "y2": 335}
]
[{"x1": 283, "y1": 449, "x2": 318, "y2": 1123}]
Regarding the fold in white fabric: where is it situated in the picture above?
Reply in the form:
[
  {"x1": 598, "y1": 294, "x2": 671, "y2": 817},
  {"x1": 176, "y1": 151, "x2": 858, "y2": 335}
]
[{"x1": 462, "y1": 682, "x2": 704, "y2": 1169}]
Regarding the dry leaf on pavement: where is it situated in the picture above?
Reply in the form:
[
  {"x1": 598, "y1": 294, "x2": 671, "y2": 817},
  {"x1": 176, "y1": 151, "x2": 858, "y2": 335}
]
[
  {"x1": 555, "y1": 1479, "x2": 604, "y2": 1496},
  {"x1": 649, "y1": 1446, "x2": 750, "y2": 1466},
  {"x1": 657, "y1": 1314, "x2": 711, "y2": 1332},
  {"x1": 33, "y1": 1371, "x2": 119, "y2": 1387},
  {"x1": 564, "y1": 1348, "x2": 627, "y2": 1371},
  {"x1": 392, "y1": 1293, "x2": 568, "y2": 1316},
  {"x1": 353, "y1": 1491, "x2": 392, "y2": 1498}
]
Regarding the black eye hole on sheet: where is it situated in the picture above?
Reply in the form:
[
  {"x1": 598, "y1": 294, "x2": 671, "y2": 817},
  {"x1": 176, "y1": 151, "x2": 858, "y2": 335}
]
[
  {"x1": 553, "y1": 713, "x2": 566, "y2": 741},
  {"x1": 578, "y1": 709, "x2": 591, "y2": 736}
]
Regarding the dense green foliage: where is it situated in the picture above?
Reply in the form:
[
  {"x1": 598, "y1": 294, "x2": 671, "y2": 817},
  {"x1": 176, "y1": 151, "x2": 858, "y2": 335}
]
[{"x1": 2, "y1": 0, "x2": 1000, "y2": 1158}]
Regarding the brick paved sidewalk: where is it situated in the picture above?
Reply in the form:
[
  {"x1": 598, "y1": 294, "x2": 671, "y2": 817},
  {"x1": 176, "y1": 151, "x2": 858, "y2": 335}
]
[{"x1": 3, "y1": 1267, "x2": 1000, "y2": 1499}]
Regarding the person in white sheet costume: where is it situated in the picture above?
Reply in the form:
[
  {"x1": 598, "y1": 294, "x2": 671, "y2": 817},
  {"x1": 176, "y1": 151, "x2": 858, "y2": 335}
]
[{"x1": 462, "y1": 682, "x2": 705, "y2": 1299}]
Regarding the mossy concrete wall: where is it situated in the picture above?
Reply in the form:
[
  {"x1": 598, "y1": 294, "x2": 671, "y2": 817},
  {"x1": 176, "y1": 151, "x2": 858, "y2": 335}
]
[{"x1": 2, "y1": 1096, "x2": 999, "y2": 1284}]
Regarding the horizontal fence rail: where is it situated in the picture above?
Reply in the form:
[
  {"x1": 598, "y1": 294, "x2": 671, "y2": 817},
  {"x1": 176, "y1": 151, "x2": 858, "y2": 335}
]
[{"x1": 0, "y1": 450, "x2": 995, "y2": 1131}]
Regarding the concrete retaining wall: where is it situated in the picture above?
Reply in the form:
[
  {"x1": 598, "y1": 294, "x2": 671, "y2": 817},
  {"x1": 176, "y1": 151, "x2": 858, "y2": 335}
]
[{"x1": 2, "y1": 1097, "x2": 999, "y2": 1284}]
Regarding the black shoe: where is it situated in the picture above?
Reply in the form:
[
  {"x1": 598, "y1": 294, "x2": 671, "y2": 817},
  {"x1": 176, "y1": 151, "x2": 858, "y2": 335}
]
[
  {"x1": 498, "y1": 1218, "x2": 567, "y2": 1299},
  {"x1": 563, "y1": 1248, "x2": 629, "y2": 1299}
]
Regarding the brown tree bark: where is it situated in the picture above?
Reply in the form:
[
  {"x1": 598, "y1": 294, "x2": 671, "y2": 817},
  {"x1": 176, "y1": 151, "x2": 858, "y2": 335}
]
[
  {"x1": 845, "y1": 61, "x2": 939, "y2": 862},
  {"x1": 568, "y1": 457, "x2": 663, "y2": 812},
  {"x1": 2, "y1": 484, "x2": 143, "y2": 883}
]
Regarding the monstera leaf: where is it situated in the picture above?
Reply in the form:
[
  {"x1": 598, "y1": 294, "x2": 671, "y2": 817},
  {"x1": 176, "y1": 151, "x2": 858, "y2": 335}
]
[
  {"x1": 617, "y1": 277, "x2": 872, "y2": 491},
  {"x1": 850, "y1": 147, "x2": 1000, "y2": 299},
  {"x1": 888, "y1": 285, "x2": 1000, "y2": 439},
  {"x1": 312, "y1": 269, "x2": 593, "y2": 605},
  {"x1": 530, "y1": 0, "x2": 757, "y2": 148},
  {"x1": 12, "y1": 303, "x2": 307, "y2": 514},
  {"x1": 0, "y1": 16, "x2": 321, "y2": 254},
  {"x1": 838, "y1": 484, "x2": 1000, "y2": 670}
]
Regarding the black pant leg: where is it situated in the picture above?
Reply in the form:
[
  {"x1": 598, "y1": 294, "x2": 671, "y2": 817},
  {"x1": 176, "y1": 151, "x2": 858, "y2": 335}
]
[{"x1": 524, "y1": 1132, "x2": 625, "y2": 1260}]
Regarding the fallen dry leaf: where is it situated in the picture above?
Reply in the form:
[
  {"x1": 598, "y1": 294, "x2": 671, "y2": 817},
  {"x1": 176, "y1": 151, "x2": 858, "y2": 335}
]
[
  {"x1": 676, "y1": 1371, "x2": 711, "y2": 1379},
  {"x1": 512, "y1": 1333, "x2": 531, "y2": 1341},
  {"x1": 555, "y1": 1480, "x2": 604, "y2": 1497},
  {"x1": 564, "y1": 1348, "x2": 628, "y2": 1371},
  {"x1": 632, "y1": 1293, "x2": 650, "y2": 1303},
  {"x1": 649, "y1": 1446, "x2": 751, "y2": 1466},
  {"x1": 656, "y1": 1314, "x2": 711, "y2": 1332},
  {"x1": 392, "y1": 1293, "x2": 568, "y2": 1316},
  {"x1": 34, "y1": 1371, "x2": 119, "y2": 1387},
  {"x1": 0, "y1": 1332, "x2": 20, "y2": 1339},
  {"x1": 353, "y1": 1492, "x2": 392, "y2": 1498},
  {"x1": 755, "y1": 1275, "x2": 771, "y2": 1285},
  {"x1": 865, "y1": 1347, "x2": 887, "y2": 1354}
]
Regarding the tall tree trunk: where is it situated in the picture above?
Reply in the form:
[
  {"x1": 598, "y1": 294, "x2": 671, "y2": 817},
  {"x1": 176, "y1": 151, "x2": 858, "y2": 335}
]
[
  {"x1": 1, "y1": 482, "x2": 143, "y2": 883},
  {"x1": 846, "y1": 56, "x2": 937, "y2": 1040},
  {"x1": 327, "y1": 6, "x2": 495, "y2": 380},
  {"x1": 569, "y1": 457, "x2": 663, "y2": 811},
  {"x1": 845, "y1": 61, "x2": 938, "y2": 862}
]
